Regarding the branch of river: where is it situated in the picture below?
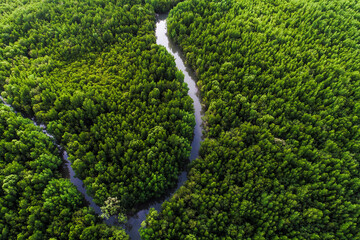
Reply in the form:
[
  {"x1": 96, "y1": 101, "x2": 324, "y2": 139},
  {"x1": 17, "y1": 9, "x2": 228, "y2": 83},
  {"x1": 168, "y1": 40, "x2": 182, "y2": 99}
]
[
  {"x1": 0, "y1": 12, "x2": 203, "y2": 240},
  {"x1": 124, "y1": 13, "x2": 204, "y2": 239}
]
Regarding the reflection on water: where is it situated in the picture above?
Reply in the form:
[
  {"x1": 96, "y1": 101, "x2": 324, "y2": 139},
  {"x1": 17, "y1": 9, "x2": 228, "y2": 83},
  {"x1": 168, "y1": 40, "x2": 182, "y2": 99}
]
[
  {"x1": 125, "y1": 13, "x2": 204, "y2": 240},
  {"x1": 0, "y1": 12, "x2": 203, "y2": 240}
]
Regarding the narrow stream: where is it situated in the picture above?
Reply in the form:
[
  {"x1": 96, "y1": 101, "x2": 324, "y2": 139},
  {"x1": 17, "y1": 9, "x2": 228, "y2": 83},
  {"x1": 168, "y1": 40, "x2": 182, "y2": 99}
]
[
  {"x1": 124, "y1": 13, "x2": 203, "y2": 239},
  {"x1": 0, "y1": 95, "x2": 117, "y2": 225},
  {"x1": 0, "y1": 13, "x2": 203, "y2": 240}
]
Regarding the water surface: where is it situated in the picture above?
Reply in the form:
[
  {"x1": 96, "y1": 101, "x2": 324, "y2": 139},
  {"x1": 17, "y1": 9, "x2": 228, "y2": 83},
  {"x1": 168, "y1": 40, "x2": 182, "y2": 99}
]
[
  {"x1": 0, "y1": 13, "x2": 203, "y2": 240},
  {"x1": 124, "y1": 13, "x2": 203, "y2": 239}
]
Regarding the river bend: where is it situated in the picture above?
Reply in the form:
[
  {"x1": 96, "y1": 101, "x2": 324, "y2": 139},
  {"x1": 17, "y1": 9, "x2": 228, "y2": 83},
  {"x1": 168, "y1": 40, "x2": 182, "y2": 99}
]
[
  {"x1": 125, "y1": 13, "x2": 203, "y2": 239},
  {"x1": 0, "y1": 13, "x2": 203, "y2": 240}
]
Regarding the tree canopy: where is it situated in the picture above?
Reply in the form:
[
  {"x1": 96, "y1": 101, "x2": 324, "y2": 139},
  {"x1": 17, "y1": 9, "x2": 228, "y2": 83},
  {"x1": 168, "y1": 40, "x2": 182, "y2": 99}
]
[
  {"x1": 0, "y1": 0, "x2": 194, "y2": 210},
  {"x1": 0, "y1": 104, "x2": 128, "y2": 240},
  {"x1": 141, "y1": 0, "x2": 360, "y2": 239}
]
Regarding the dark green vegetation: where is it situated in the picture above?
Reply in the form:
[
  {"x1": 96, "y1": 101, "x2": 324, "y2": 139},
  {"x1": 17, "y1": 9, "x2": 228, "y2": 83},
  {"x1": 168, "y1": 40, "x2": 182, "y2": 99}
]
[
  {"x1": 0, "y1": 0, "x2": 194, "y2": 211},
  {"x1": 146, "y1": 0, "x2": 183, "y2": 13},
  {"x1": 141, "y1": 0, "x2": 360, "y2": 239},
  {"x1": 0, "y1": 104, "x2": 128, "y2": 240}
]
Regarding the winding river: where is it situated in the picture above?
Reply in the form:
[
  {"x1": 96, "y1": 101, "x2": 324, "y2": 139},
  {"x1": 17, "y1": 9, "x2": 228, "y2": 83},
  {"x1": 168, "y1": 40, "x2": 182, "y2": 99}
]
[
  {"x1": 125, "y1": 13, "x2": 203, "y2": 239},
  {"x1": 0, "y1": 13, "x2": 203, "y2": 240}
]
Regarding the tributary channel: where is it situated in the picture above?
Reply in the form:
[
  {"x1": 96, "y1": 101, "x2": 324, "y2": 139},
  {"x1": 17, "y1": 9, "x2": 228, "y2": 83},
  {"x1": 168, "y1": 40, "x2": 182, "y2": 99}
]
[{"x1": 0, "y1": 13, "x2": 203, "y2": 240}]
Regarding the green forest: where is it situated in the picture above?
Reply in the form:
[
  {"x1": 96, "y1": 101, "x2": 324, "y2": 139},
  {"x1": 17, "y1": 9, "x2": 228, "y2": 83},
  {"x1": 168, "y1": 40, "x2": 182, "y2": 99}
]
[
  {"x1": 141, "y1": 0, "x2": 360, "y2": 239},
  {"x1": 0, "y1": 104, "x2": 128, "y2": 239},
  {"x1": 1, "y1": 0, "x2": 360, "y2": 239},
  {"x1": 0, "y1": 0, "x2": 194, "y2": 212}
]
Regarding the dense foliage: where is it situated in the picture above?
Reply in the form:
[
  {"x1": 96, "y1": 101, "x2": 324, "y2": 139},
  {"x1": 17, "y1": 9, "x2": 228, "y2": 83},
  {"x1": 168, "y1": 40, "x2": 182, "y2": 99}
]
[
  {"x1": 0, "y1": 104, "x2": 128, "y2": 240},
  {"x1": 0, "y1": 0, "x2": 194, "y2": 210},
  {"x1": 146, "y1": 0, "x2": 184, "y2": 13},
  {"x1": 141, "y1": 0, "x2": 360, "y2": 239}
]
